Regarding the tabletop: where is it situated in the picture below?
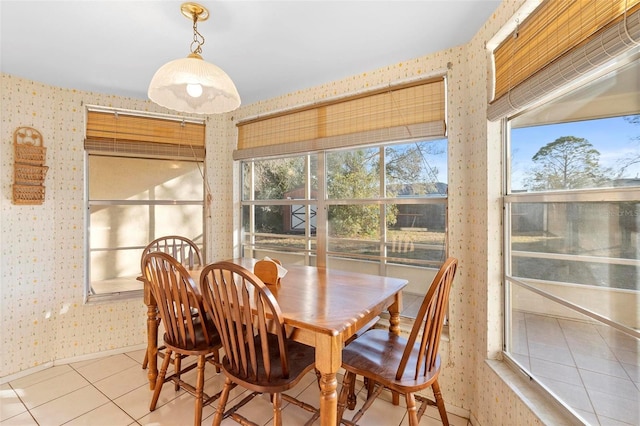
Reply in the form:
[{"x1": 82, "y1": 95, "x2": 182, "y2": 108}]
[{"x1": 188, "y1": 257, "x2": 408, "y2": 344}]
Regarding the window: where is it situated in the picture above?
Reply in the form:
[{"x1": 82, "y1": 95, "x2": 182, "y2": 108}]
[
  {"x1": 241, "y1": 138, "x2": 448, "y2": 319},
  {"x1": 504, "y1": 56, "x2": 640, "y2": 424},
  {"x1": 237, "y1": 77, "x2": 448, "y2": 319},
  {"x1": 85, "y1": 108, "x2": 205, "y2": 301}
]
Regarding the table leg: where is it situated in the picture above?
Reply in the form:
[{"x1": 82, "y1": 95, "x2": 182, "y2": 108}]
[
  {"x1": 388, "y1": 291, "x2": 402, "y2": 336},
  {"x1": 146, "y1": 303, "x2": 159, "y2": 390},
  {"x1": 316, "y1": 334, "x2": 342, "y2": 426},
  {"x1": 388, "y1": 292, "x2": 403, "y2": 405}
]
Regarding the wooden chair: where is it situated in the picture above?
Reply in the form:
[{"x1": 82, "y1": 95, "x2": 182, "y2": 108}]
[
  {"x1": 141, "y1": 235, "x2": 203, "y2": 371},
  {"x1": 199, "y1": 261, "x2": 320, "y2": 426},
  {"x1": 142, "y1": 252, "x2": 222, "y2": 426},
  {"x1": 337, "y1": 257, "x2": 458, "y2": 426}
]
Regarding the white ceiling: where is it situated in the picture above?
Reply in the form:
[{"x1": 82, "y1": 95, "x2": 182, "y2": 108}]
[{"x1": 0, "y1": 1, "x2": 501, "y2": 107}]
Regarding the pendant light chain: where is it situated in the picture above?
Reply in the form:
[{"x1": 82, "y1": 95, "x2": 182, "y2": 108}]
[{"x1": 190, "y1": 14, "x2": 205, "y2": 56}]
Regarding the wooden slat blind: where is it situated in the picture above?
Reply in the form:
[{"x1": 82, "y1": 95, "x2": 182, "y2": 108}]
[
  {"x1": 235, "y1": 78, "x2": 445, "y2": 160},
  {"x1": 493, "y1": 0, "x2": 640, "y2": 101},
  {"x1": 85, "y1": 110, "x2": 206, "y2": 160},
  {"x1": 489, "y1": 1, "x2": 640, "y2": 120}
]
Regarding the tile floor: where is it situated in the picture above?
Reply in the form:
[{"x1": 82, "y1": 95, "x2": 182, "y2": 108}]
[
  {"x1": 510, "y1": 311, "x2": 640, "y2": 426},
  {"x1": 1, "y1": 348, "x2": 468, "y2": 426}
]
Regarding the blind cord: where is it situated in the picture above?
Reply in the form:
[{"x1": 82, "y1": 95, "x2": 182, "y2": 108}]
[{"x1": 623, "y1": 0, "x2": 640, "y2": 45}]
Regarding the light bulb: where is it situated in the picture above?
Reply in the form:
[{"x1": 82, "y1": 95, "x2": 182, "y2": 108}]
[{"x1": 186, "y1": 83, "x2": 203, "y2": 98}]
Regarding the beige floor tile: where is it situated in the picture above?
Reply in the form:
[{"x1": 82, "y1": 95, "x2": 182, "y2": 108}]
[
  {"x1": 72, "y1": 353, "x2": 139, "y2": 383},
  {"x1": 566, "y1": 335, "x2": 618, "y2": 360},
  {"x1": 17, "y1": 370, "x2": 90, "y2": 410},
  {"x1": 64, "y1": 402, "x2": 135, "y2": 426},
  {"x1": 510, "y1": 352, "x2": 531, "y2": 370},
  {"x1": 278, "y1": 397, "x2": 321, "y2": 425},
  {"x1": 596, "y1": 326, "x2": 640, "y2": 353},
  {"x1": 588, "y1": 388, "x2": 639, "y2": 425},
  {"x1": 9, "y1": 364, "x2": 73, "y2": 389},
  {"x1": 0, "y1": 410, "x2": 38, "y2": 425},
  {"x1": 229, "y1": 391, "x2": 276, "y2": 424},
  {"x1": 537, "y1": 376, "x2": 594, "y2": 414},
  {"x1": 93, "y1": 363, "x2": 150, "y2": 400},
  {"x1": 444, "y1": 411, "x2": 468, "y2": 426},
  {"x1": 528, "y1": 341, "x2": 574, "y2": 366},
  {"x1": 621, "y1": 361, "x2": 640, "y2": 383},
  {"x1": 68, "y1": 356, "x2": 104, "y2": 370},
  {"x1": 112, "y1": 382, "x2": 185, "y2": 421},
  {"x1": 355, "y1": 395, "x2": 408, "y2": 426},
  {"x1": 616, "y1": 348, "x2": 640, "y2": 366},
  {"x1": 530, "y1": 357, "x2": 582, "y2": 386},
  {"x1": 29, "y1": 385, "x2": 109, "y2": 426},
  {"x1": 292, "y1": 378, "x2": 322, "y2": 408},
  {"x1": 525, "y1": 315, "x2": 566, "y2": 346},
  {"x1": 136, "y1": 390, "x2": 216, "y2": 425},
  {"x1": 125, "y1": 348, "x2": 148, "y2": 364},
  {"x1": 580, "y1": 369, "x2": 639, "y2": 401},
  {"x1": 1, "y1": 383, "x2": 27, "y2": 422},
  {"x1": 573, "y1": 408, "x2": 600, "y2": 426},
  {"x1": 572, "y1": 352, "x2": 629, "y2": 378}
]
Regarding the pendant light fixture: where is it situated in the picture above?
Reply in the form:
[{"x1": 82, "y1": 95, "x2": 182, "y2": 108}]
[{"x1": 148, "y1": 2, "x2": 241, "y2": 114}]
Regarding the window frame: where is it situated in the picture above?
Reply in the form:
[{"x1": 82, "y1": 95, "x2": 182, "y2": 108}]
[
  {"x1": 239, "y1": 138, "x2": 449, "y2": 319},
  {"x1": 501, "y1": 53, "x2": 640, "y2": 423},
  {"x1": 83, "y1": 109, "x2": 207, "y2": 303}
]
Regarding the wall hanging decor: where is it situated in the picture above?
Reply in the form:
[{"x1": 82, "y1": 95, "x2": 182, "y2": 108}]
[{"x1": 12, "y1": 126, "x2": 48, "y2": 205}]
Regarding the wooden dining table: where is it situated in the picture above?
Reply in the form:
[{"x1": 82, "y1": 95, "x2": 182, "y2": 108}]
[{"x1": 143, "y1": 257, "x2": 408, "y2": 426}]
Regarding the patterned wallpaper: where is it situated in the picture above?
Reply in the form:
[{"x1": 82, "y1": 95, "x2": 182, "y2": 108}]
[
  {"x1": 1, "y1": 0, "x2": 549, "y2": 424},
  {"x1": 0, "y1": 81, "x2": 229, "y2": 376}
]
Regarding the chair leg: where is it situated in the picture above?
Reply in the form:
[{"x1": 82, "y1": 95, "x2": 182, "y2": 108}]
[
  {"x1": 337, "y1": 371, "x2": 355, "y2": 424},
  {"x1": 432, "y1": 380, "x2": 449, "y2": 426},
  {"x1": 212, "y1": 376, "x2": 233, "y2": 426},
  {"x1": 405, "y1": 392, "x2": 419, "y2": 426},
  {"x1": 193, "y1": 355, "x2": 206, "y2": 426},
  {"x1": 366, "y1": 377, "x2": 375, "y2": 399},
  {"x1": 272, "y1": 393, "x2": 283, "y2": 426},
  {"x1": 214, "y1": 349, "x2": 221, "y2": 373},
  {"x1": 347, "y1": 375, "x2": 357, "y2": 410},
  {"x1": 174, "y1": 354, "x2": 182, "y2": 391},
  {"x1": 150, "y1": 349, "x2": 172, "y2": 411}
]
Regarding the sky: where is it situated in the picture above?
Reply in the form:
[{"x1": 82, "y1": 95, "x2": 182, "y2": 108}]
[{"x1": 510, "y1": 115, "x2": 640, "y2": 190}]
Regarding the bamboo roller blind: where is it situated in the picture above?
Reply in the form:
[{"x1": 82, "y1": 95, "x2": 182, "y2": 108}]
[
  {"x1": 493, "y1": 0, "x2": 640, "y2": 101},
  {"x1": 235, "y1": 78, "x2": 445, "y2": 160},
  {"x1": 85, "y1": 110, "x2": 206, "y2": 159}
]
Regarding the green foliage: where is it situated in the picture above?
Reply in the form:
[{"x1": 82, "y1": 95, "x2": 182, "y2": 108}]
[
  {"x1": 327, "y1": 149, "x2": 379, "y2": 198},
  {"x1": 253, "y1": 157, "x2": 307, "y2": 199},
  {"x1": 329, "y1": 205, "x2": 380, "y2": 238},
  {"x1": 526, "y1": 136, "x2": 613, "y2": 190},
  {"x1": 385, "y1": 143, "x2": 443, "y2": 195},
  {"x1": 326, "y1": 149, "x2": 381, "y2": 238},
  {"x1": 246, "y1": 141, "x2": 445, "y2": 238}
]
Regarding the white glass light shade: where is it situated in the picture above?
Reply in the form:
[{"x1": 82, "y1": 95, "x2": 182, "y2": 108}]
[{"x1": 148, "y1": 53, "x2": 241, "y2": 114}]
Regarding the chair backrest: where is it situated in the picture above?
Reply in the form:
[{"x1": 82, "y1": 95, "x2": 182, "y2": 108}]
[
  {"x1": 199, "y1": 261, "x2": 291, "y2": 382},
  {"x1": 396, "y1": 257, "x2": 457, "y2": 381},
  {"x1": 142, "y1": 235, "x2": 202, "y2": 271},
  {"x1": 142, "y1": 251, "x2": 213, "y2": 349}
]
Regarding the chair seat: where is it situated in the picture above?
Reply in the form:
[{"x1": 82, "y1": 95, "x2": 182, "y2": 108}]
[
  {"x1": 222, "y1": 332, "x2": 316, "y2": 392},
  {"x1": 163, "y1": 318, "x2": 222, "y2": 354},
  {"x1": 342, "y1": 329, "x2": 441, "y2": 392}
]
